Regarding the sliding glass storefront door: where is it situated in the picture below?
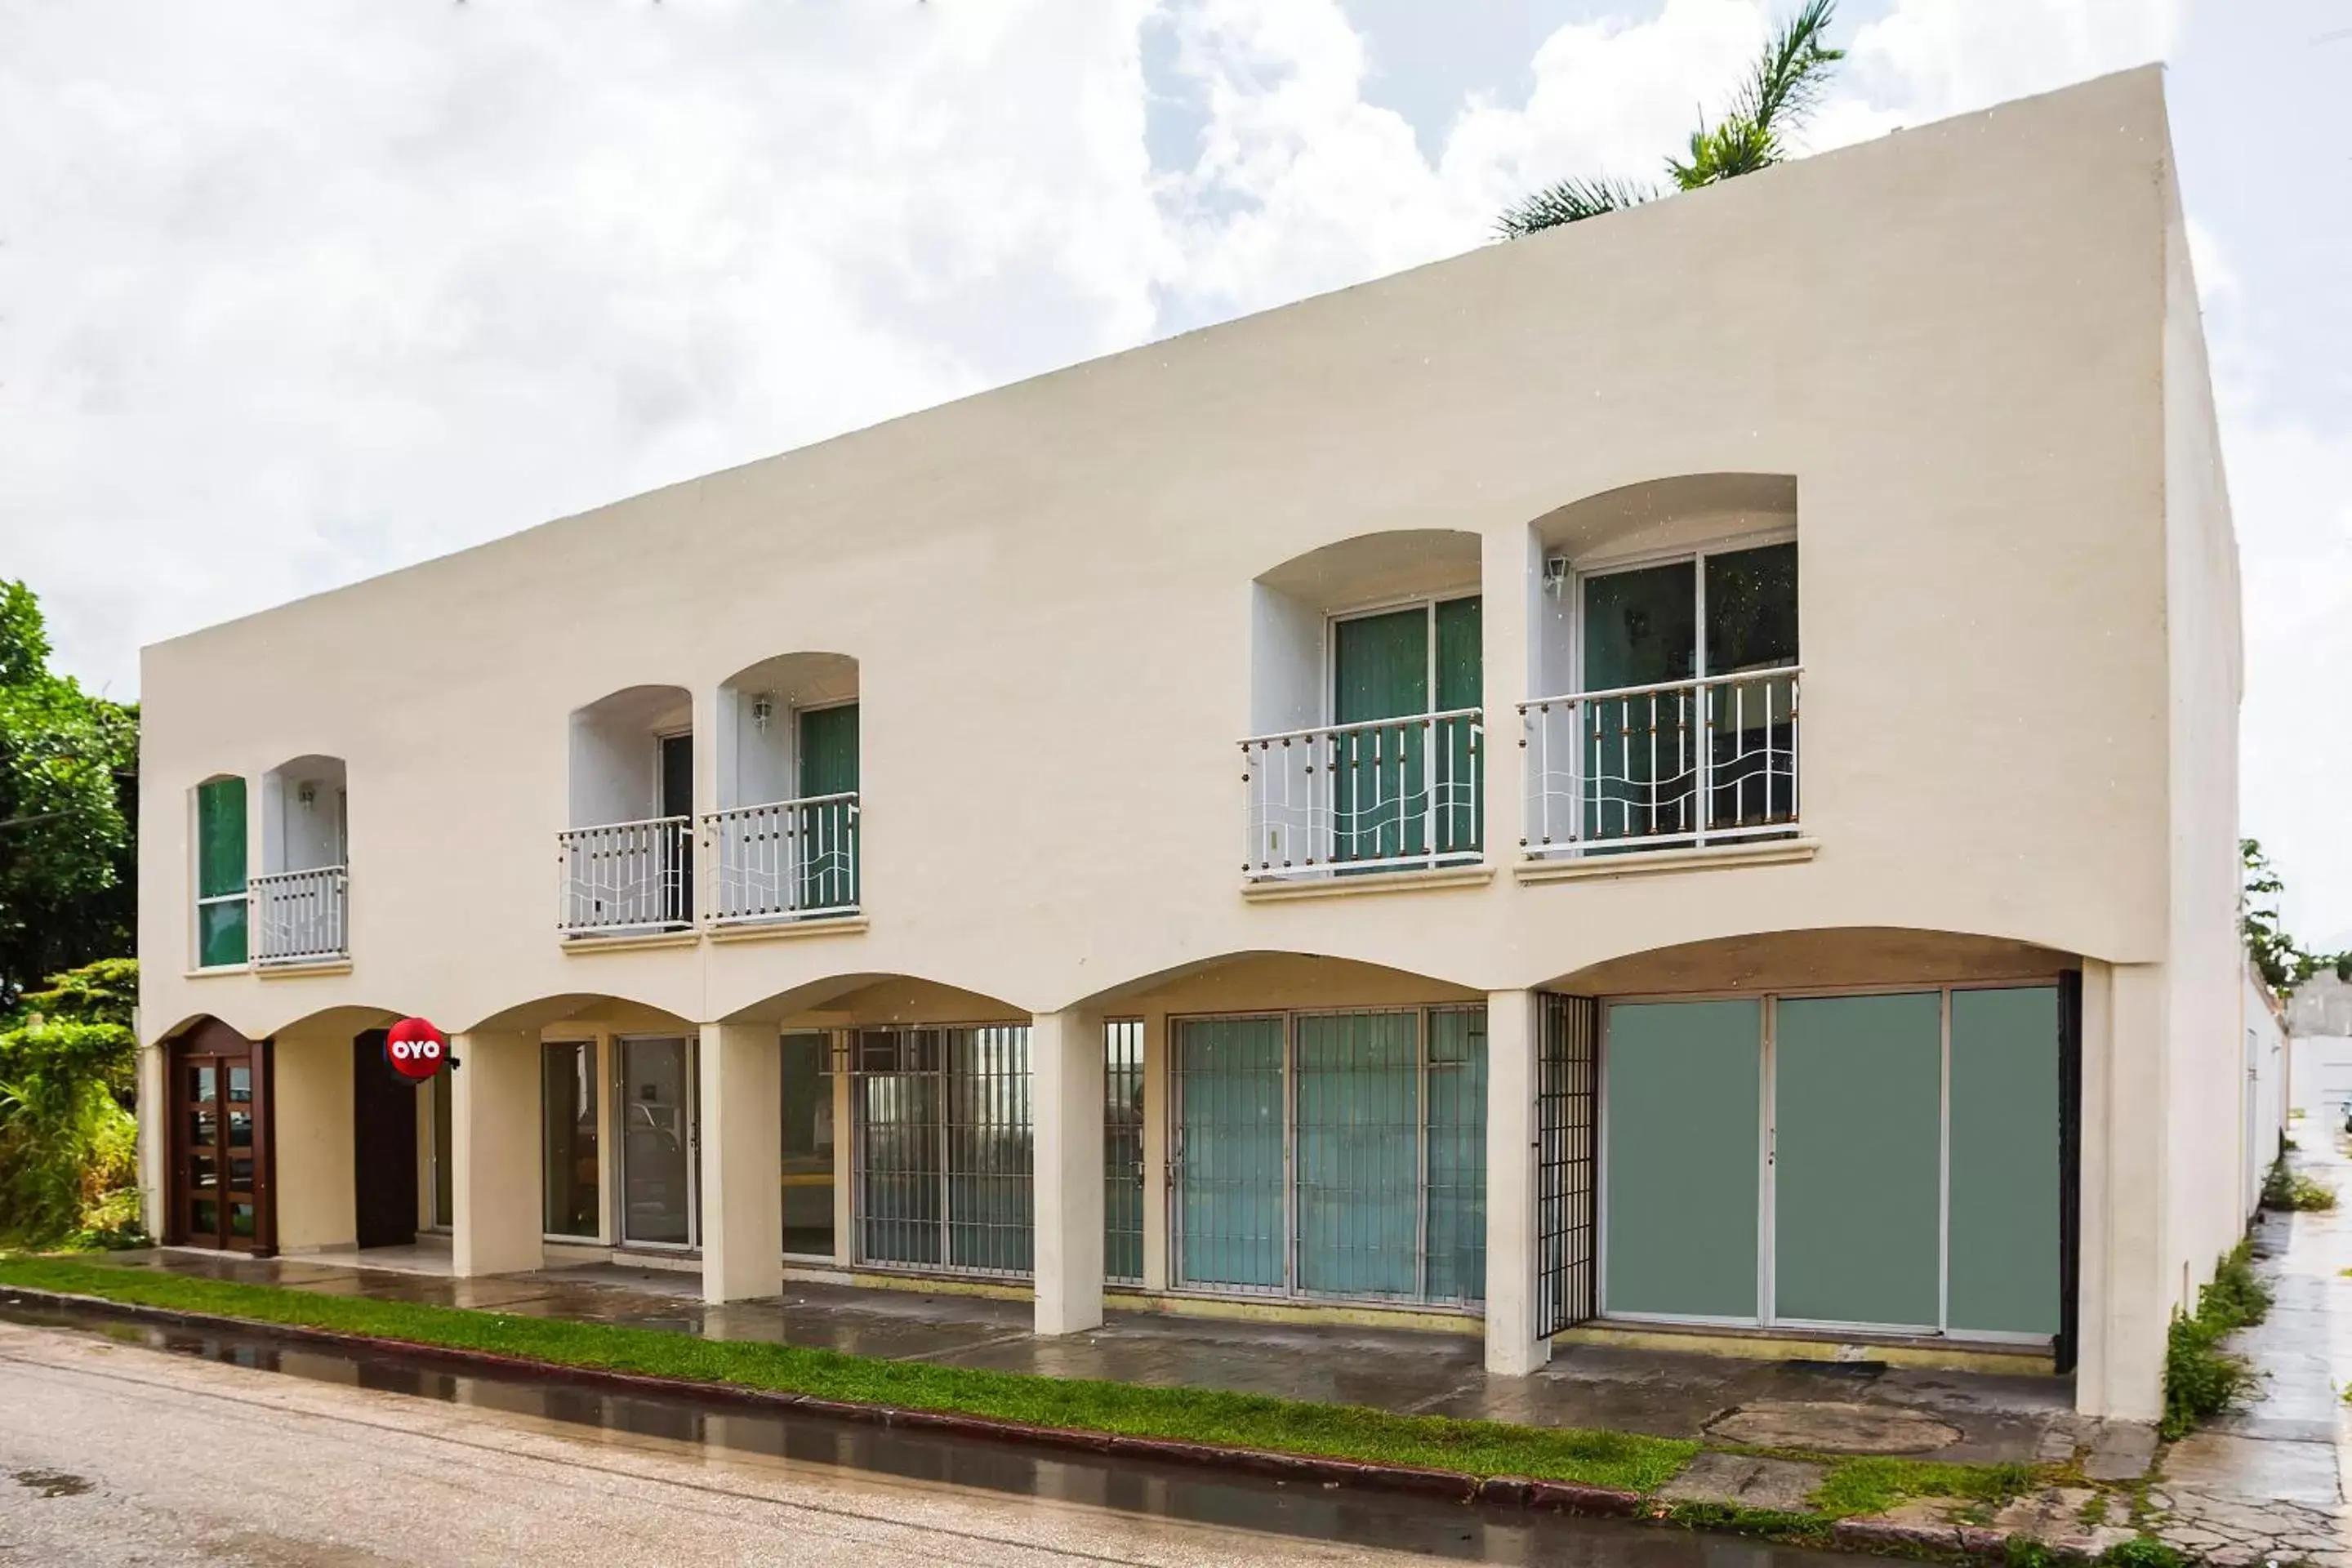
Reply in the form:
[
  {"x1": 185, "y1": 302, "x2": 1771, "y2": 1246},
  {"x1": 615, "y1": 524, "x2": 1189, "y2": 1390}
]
[
  {"x1": 1599, "y1": 985, "x2": 2063, "y2": 1339},
  {"x1": 617, "y1": 1036, "x2": 695, "y2": 1248},
  {"x1": 541, "y1": 1041, "x2": 601, "y2": 1238}
]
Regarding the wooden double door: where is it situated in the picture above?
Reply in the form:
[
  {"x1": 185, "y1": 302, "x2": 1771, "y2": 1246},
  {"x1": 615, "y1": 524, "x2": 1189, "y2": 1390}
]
[{"x1": 167, "y1": 1020, "x2": 274, "y2": 1254}]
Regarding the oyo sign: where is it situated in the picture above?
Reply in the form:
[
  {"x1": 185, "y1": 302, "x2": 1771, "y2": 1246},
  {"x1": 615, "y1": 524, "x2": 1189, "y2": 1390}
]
[{"x1": 385, "y1": 1018, "x2": 450, "y2": 1081}]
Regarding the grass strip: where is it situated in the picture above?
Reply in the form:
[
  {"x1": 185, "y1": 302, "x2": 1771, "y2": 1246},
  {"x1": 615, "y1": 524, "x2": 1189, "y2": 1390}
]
[
  {"x1": 0, "y1": 1254, "x2": 1691, "y2": 1493},
  {"x1": 1811, "y1": 1457, "x2": 2034, "y2": 1518}
]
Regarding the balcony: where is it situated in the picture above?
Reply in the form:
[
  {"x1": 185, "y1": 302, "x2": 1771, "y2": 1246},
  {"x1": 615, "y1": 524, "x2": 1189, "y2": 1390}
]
[
  {"x1": 706, "y1": 792, "x2": 860, "y2": 924},
  {"x1": 1241, "y1": 708, "x2": 1483, "y2": 881},
  {"x1": 1517, "y1": 668, "x2": 1800, "y2": 858},
  {"x1": 559, "y1": 816, "x2": 693, "y2": 936},
  {"x1": 251, "y1": 865, "x2": 348, "y2": 965}
]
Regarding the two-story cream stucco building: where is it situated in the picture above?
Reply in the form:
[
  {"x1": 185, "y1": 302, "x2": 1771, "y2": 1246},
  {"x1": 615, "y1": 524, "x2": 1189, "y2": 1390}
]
[{"x1": 136, "y1": 67, "x2": 2249, "y2": 1421}]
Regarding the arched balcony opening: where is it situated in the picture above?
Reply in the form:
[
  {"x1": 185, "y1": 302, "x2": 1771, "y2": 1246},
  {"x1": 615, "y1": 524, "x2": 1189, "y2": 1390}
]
[
  {"x1": 711, "y1": 653, "x2": 860, "y2": 926},
  {"x1": 1244, "y1": 530, "x2": 1485, "y2": 882},
  {"x1": 1520, "y1": 474, "x2": 1801, "y2": 860},
  {"x1": 563, "y1": 684, "x2": 694, "y2": 936},
  {"x1": 254, "y1": 755, "x2": 348, "y2": 965}
]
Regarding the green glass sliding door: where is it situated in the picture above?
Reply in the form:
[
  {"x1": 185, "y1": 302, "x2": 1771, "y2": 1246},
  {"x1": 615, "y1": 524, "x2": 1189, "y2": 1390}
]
[
  {"x1": 195, "y1": 777, "x2": 248, "y2": 967},
  {"x1": 1949, "y1": 987, "x2": 2061, "y2": 1334},
  {"x1": 1294, "y1": 1012, "x2": 1419, "y2": 1298},
  {"x1": 1332, "y1": 608, "x2": 1429, "y2": 866},
  {"x1": 1772, "y1": 993, "x2": 1942, "y2": 1328},
  {"x1": 1603, "y1": 1000, "x2": 1761, "y2": 1319}
]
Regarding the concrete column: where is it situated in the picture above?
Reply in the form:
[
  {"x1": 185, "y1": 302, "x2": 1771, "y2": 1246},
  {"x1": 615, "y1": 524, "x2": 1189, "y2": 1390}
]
[
  {"x1": 452, "y1": 1029, "x2": 543, "y2": 1277},
  {"x1": 700, "y1": 1022, "x2": 783, "y2": 1305},
  {"x1": 2076, "y1": 960, "x2": 2170, "y2": 1420},
  {"x1": 831, "y1": 1044, "x2": 854, "y2": 1266},
  {"x1": 271, "y1": 1026, "x2": 357, "y2": 1253},
  {"x1": 136, "y1": 1038, "x2": 167, "y2": 1241},
  {"x1": 1032, "y1": 1006, "x2": 1105, "y2": 1335},
  {"x1": 1482, "y1": 989, "x2": 1549, "y2": 1375}
]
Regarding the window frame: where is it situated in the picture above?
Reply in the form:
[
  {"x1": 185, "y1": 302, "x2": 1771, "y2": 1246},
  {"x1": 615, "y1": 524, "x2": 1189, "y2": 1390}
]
[
  {"x1": 190, "y1": 775, "x2": 251, "y2": 970},
  {"x1": 1321, "y1": 590, "x2": 1482, "y2": 728},
  {"x1": 1568, "y1": 526, "x2": 1797, "y2": 699}
]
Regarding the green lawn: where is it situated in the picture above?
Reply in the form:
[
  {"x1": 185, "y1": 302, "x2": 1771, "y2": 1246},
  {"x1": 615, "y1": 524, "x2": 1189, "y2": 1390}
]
[
  {"x1": 0, "y1": 1254, "x2": 1690, "y2": 1492},
  {"x1": 0, "y1": 1253, "x2": 2049, "y2": 1524}
]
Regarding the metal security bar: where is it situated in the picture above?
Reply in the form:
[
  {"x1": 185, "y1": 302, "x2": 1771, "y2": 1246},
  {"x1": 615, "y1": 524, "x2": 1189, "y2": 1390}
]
[
  {"x1": 1517, "y1": 670, "x2": 1799, "y2": 858},
  {"x1": 1241, "y1": 709, "x2": 1482, "y2": 880},
  {"x1": 705, "y1": 793, "x2": 859, "y2": 924},
  {"x1": 250, "y1": 865, "x2": 348, "y2": 964},
  {"x1": 1535, "y1": 993, "x2": 1598, "y2": 1337},
  {"x1": 558, "y1": 816, "x2": 693, "y2": 935},
  {"x1": 1170, "y1": 1007, "x2": 1487, "y2": 1308},
  {"x1": 851, "y1": 1024, "x2": 1034, "y2": 1280},
  {"x1": 1105, "y1": 1019, "x2": 1146, "y2": 1285}
]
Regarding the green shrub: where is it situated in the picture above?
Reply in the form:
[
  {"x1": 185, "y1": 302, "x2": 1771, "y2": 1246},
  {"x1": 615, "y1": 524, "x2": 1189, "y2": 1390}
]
[
  {"x1": 0, "y1": 958, "x2": 140, "y2": 1248},
  {"x1": 2259, "y1": 1157, "x2": 2336, "y2": 1212},
  {"x1": 2159, "y1": 1239, "x2": 2269, "y2": 1439},
  {"x1": 2100, "y1": 1536, "x2": 2187, "y2": 1568}
]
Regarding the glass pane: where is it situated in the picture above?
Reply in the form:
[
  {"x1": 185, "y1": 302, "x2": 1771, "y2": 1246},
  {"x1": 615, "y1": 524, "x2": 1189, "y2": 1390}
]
[
  {"x1": 1703, "y1": 542, "x2": 1798, "y2": 675},
  {"x1": 431, "y1": 1073, "x2": 454, "y2": 1228},
  {"x1": 190, "y1": 1152, "x2": 218, "y2": 1191},
  {"x1": 227, "y1": 1065, "x2": 252, "y2": 1103},
  {"x1": 227, "y1": 1110, "x2": 252, "y2": 1151},
  {"x1": 1949, "y1": 987, "x2": 2062, "y2": 1335},
  {"x1": 198, "y1": 900, "x2": 248, "y2": 968},
  {"x1": 1295, "y1": 1013, "x2": 1419, "y2": 1299},
  {"x1": 781, "y1": 1031, "x2": 835, "y2": 1258},
  {"x1": 189, "y1": 1064, "x2": 217, "y2": 1103},
  {"x1": 798, "y1": 703, "x2": 860, "y2": 796},
  {"x1": 945, "y1": 1026, "x2": 1033, "y2": 1274},
  {"x1": 1334, "y1": 607, "x2": 1432, "y2": 866},
  {"x1": 858, "y1": 1062, "x2": 942, "y2": 1267},
  {"x1": 1773, "y1": 993, "x2": 1943, "y2": 1329},
  {"x1": 541, "y1": 1042, "x2": 600, "y2": 1237},
  {"x1": 1174, "y1": 1016, "x2": 1286, "y2": 1292},
  {"x1": 227, "y1": 1153, "x2": 253, "y2": 1189},
  {"x1": 229, "y1": 1202, "x2": 256, "y2": 1238},
  {"x1": 1433, "y1": 597, "x2": 1483, "y2": 856},
  {"x1": 620, "y1": 1038, "x2": 693, "y2": 1246},
  {"x1": 1103, "y1": 1021, "x2": 1146, "y2": 1284},
  {"x1": 1603, "y1": 1000, "x2": 1761, "y2": 1319},
  {"x1": 188, "y1": 1108, "x2": 217, "y2": 1151},
  {"x1": 1424, "y1": 1008, "x2": 1488, "y2": 1304},
  {"x1": 191, "y1": 1198, "x2": 218, "y2": 1236},
  {"x1": 1582, "y1": 561, "x2": 1696, "y2": 691},
  {"x1": 196, "y1": 777, "x2": 247, "y2": 898}
]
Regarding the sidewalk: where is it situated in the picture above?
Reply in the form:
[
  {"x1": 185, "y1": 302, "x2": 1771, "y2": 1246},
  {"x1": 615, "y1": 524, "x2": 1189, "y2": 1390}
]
[{"x1": 91, "y1": 1245, "x2": 2075, "y2": 1467}]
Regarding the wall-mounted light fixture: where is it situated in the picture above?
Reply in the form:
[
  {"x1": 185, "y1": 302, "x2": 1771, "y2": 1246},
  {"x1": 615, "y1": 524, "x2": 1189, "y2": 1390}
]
[
  {"x1": 296, "y1": 782, "x2": 318, "y2": 808},
  {"x1": 751, "y1": 693, "x2": 775, "y2": 732}
]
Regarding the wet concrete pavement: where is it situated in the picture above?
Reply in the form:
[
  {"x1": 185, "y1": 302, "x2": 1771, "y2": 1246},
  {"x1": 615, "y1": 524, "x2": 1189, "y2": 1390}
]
[
  {"x1": 88, "y1": 1248, "x2": 2077, "y2": 1465},
  {"x1": 0, "y1": 1312, "x2": 1899, "y2": 1566}
]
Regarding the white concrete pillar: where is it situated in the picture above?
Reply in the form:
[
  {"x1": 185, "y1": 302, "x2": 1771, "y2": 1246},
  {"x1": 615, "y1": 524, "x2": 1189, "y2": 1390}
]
[
  {"x1": 830, "y1": 1045, "x2": 854, "y2": 1266},
  {"x1": 1483, "y1": 989, "x2": 1549, "y2": 1375},
  {"x1": 452, "y1": 1029, "x2": 543, "y2": 1277},
  {"x1": 2076, "y1": 960, "x2": 2169, "y2": 1420},
  {"x1": 271, "y1": 1026, "x2": 357, "y2": 1253},
  {"x1": 136, "y1": 1038, "x2": 167, "y2": 1241},
  {"x1": 1032, "y1": 1007, "x2": 1105, "y2": 1336},
  {"x1": 700, "y1": 1022, "x2": 783, "y2": 1305},
  {"x1": 1139, "y1": 1009, "x2": 1171, "y2": 1293}
]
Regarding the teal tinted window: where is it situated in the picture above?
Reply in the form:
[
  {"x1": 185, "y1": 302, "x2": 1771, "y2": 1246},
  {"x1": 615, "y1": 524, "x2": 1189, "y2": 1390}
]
[
  {"x1": 1703, "y1": 542, "x2": 1799, "y2": 674},
  {"x1": 1949, "y1": 987, "x2": 2062, "y2": 1334},
  {"x1": 1604, "y1": 1000, "x2": 1761, "y2": 1318}
]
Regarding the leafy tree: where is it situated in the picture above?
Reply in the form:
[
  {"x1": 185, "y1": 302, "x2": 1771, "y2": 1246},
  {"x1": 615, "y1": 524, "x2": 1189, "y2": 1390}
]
[
  {"x1": 0, "y1": 580, "x2": 137, "y2": 1005},
  {"x1": 1496, "y1": 0, "x2": 1846, "y2": 237},
  {"x1": 0, "y1": 956, "x2": 141, "y2": 1247},
  {"x1": 2243, "y1": 838, "x2": 2351, "y2": 993}
]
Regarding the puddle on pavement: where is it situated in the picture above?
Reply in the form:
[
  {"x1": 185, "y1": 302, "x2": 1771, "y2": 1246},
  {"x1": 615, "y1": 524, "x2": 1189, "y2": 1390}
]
[
  {"x1": 12, "y1": 1468, "x2": 94, "y2": 1499},
  {"x1": 2, "y1": 1294, "x2": 1893, "y2": 1566}
]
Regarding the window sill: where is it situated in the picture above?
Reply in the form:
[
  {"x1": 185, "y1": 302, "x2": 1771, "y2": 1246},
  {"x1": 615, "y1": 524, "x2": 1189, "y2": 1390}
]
[
  {"x1": 1240, "y1": 864, "x2": 1494, "y2": 902},
  {"x1": 1515, "y1": 836, "x2": 1818, "y2": 884},
  {"x1": 183, "y1": 963, "x2": 253, "y2": 978},
  {"x1": 254, "y1": 957, "x2": 352, "y2": 979},
  {"x1": 708, "y1": 913, "x2": 868, "y2": 944},
  {"x1": 559, "y1": 928, "x2": 702, "y2": 955}
]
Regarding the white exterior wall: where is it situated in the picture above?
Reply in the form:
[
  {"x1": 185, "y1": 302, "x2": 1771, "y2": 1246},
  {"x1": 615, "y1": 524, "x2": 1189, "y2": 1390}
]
[
  {"x1": 132, "y1": 70, "x2": 2240, "y2": 1419},
  {"x1": 2243, "y1": 965, "x2": 2287, "y2": 1218}
]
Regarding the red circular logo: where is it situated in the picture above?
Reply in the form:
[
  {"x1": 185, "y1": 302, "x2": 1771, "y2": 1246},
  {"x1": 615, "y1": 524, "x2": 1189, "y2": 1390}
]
[{"x1": 385, "y1": 1018, "x2": 448, "y2": 1081}]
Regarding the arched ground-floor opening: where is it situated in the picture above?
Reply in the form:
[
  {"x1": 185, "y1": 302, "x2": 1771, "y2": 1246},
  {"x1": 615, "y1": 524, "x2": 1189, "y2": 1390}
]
[
  {"x1": 161, "y1": 1018, "x2": 274, "y2": 1254},
  {"x1": 1531, "y1": 927, "x2": 2078, "y2": 1376}
]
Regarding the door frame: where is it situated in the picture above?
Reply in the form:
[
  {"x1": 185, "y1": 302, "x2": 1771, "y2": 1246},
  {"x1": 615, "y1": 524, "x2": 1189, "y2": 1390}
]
[
  {"x1": 164, "y1": 1020, "x2": 275, "y2": 1255},
  {"x1": 612, "y1": 1032, "x2": 698, "y2": 1251},
  {"x1": 1595, "y1": 977, "x2": 2065, "y2": 1344}
]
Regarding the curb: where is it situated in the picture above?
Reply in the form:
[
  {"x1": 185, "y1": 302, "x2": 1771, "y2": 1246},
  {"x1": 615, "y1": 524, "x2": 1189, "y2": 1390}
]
[{"x1": 2, "y1": 1285, "x2": 1647, "y2": 1516}]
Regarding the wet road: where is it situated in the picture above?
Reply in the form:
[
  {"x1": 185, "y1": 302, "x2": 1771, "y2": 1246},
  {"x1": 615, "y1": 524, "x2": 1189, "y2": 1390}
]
[{"x1": 0, "y1": 1307, "x2": 1882, "y2": 1566}]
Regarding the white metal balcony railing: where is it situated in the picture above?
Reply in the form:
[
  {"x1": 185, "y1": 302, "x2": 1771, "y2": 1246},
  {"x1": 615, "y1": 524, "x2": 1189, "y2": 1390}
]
[
  {"x1": 1241, "y1": 708, "x2": 1482, "y2": 881},
  {"x1": 1517, "y1": 667, "x2": 1800, "y2": 858},
  {"x1": 706, "y1": 792, "x2": 860, "y2": 924},
  {"x1": 558, "y1": 816, "x2": 693, "y2": 935},
  {"x1": 250, "y1": 865, "x2": 349, "y2": 964}
]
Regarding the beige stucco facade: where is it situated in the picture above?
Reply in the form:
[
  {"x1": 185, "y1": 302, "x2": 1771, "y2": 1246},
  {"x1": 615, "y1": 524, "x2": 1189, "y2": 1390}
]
[{"x1": 137, "y1": 68, "x2": 2244, "y2": 1420}]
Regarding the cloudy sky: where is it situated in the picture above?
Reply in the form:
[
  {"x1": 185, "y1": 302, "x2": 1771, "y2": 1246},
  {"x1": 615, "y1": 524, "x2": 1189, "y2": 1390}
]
[{"x1": 3, "y1": 1, "x2": 2346, "y2": 942}]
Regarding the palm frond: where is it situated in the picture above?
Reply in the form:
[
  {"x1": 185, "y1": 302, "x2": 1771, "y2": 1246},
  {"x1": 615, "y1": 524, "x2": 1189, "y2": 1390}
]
[
  {"x1": 1736, "y1": 0, "x2": 1844, "y2": 151},
  {"x1": 1494, "y1": 175, "x2": 1658, "y2": 238}
]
